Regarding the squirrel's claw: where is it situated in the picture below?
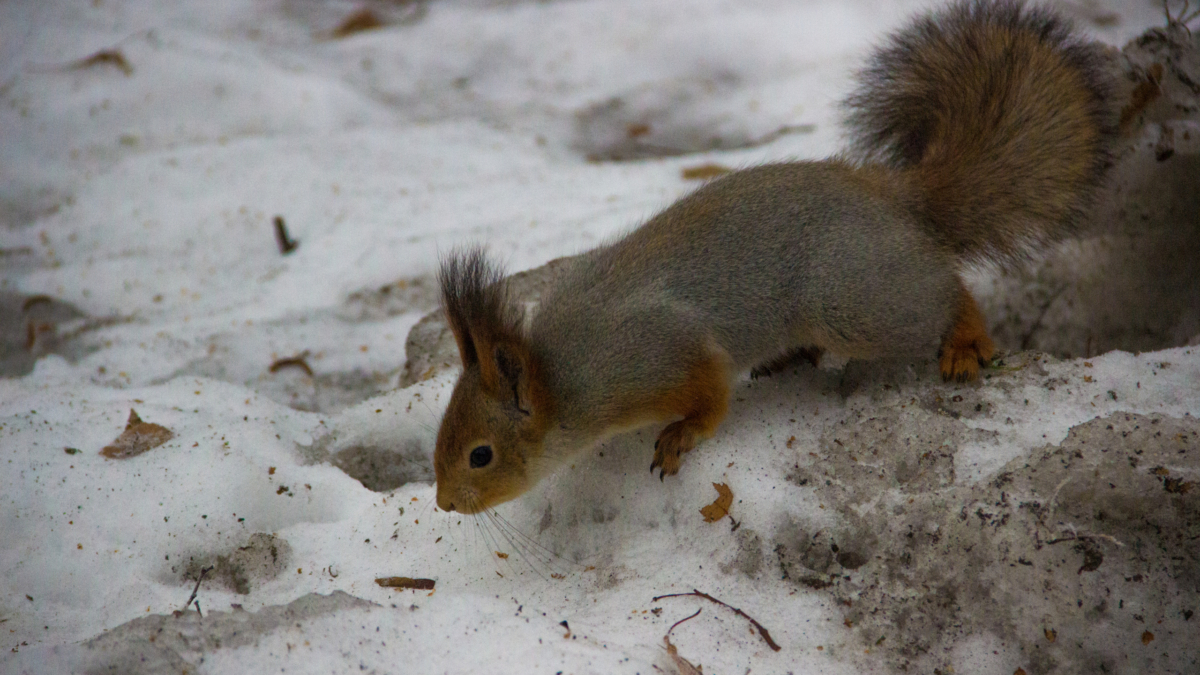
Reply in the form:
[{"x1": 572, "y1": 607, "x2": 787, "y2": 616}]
[{"x1": 650, "y1": 440, "x2": 671, "y2": 480}]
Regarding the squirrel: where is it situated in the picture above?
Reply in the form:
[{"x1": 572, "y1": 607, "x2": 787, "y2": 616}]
[{"x1": 432, "y1": 0, "x2": 1115, "y2": 514}]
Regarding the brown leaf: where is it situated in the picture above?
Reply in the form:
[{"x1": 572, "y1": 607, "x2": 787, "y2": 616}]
[
  {"x1": 1164, "y1": 477, "x2": 1194, "y2": 494},
  {"x1": 1044, "y1": 628, "x2": 1057, "y2": 643},
  {"x1": 375, "y1": 577, "x2": 435, "y2": 590},
  {"x1": 626, "y1": 123, "x2": 651, "y2": 138},
  {"x1": 1142, "y1": 630, "x2": 1154, "y2": 645},
  {"x1": 699, "y1": 483, "x2": 733, "y2": 523},
  {"x1": 100, "y1": 409, "x2": 173, "y2": 459},
  {"x1": 495, "y1": 551, "x2": 509, "y2": 559},
  {"x1": 330, "y1": 8, "x2": 385, "y2": 38},
  {"x1": 72, "y1": 49, "x2": 133, "y2": 76},
  {"x1": 680, "y1": 163, "x2": 732, "y2": 181}
]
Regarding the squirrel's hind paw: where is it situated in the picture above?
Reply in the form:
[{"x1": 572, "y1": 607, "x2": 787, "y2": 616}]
[
  {"x1": 651, "y1": 421, "x2": 699, "y2": 480},
  {"x1": 939, "y1": 287, "x2": 997, "y2": 382},
  {"x1": 939, "y1": 342, "x2": 994, "y2": 382}
]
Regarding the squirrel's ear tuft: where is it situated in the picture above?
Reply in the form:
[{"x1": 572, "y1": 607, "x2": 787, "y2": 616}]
[
  {"x1": 439, "y1": 248, "x2": 551, "y2": 421},
  {"x1": 438, "y1": 247, "x2": 523, "y2": 369}
]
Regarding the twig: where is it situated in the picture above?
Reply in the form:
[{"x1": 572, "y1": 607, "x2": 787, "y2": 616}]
[
  {"x1": 1166, "y1": 0, "x2": 1200, "y2": 28},
  {"x1": 663, "y1": 609, "x2": 704, "y2": 675},
  {"x1": 273, "y1": 216, "x2": 299, "y2": 255},
  {"x1": 375, "y1": 576, "x2": 436, "y2": 590},
  {"x1": 668, "y1": 608, "x2": 702, "y2": 636},
  {"x1": 183, "y1": 566, "x2": 213, "y2": 616},
  {"x1": 1044, "y1": 531, "x2": 1125, "y2": 548},
  {"x1": 30, "y1": 49, "x2": 134, "y2": 76},
  {"x1": 1045, "y1": 477, "x2": 1071, "y2": 522},
  {"x1": 652, "y1": 589, "x2": 782, "y2": 652},
  {"x1": 1035, "y1": 477, "x2": 1125, "y2": 550}
]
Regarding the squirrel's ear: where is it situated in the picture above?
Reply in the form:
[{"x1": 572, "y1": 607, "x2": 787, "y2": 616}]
[
  {"x1": 481, "y1": 339, "x2": 538, "y2": 416},
  {"x1": 439, "y1": 247, "x2": 507, "y2": 368}
]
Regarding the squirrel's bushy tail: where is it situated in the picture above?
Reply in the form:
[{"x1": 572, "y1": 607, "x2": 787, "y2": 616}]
[{"x1": 844, "y1": 0, "x2": 1115, "y2": 264}]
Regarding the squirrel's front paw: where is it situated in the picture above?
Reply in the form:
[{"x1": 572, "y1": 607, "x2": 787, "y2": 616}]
[
  {"x1": 651, "y1": 421, "x2": 698, "y2": 481},
  {"x1": 939, "y1": 340, "x2": 995, "y2": 382}
]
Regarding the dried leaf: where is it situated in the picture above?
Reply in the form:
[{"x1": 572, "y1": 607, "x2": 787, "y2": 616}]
[
  {"x1": 626, "y1": 123, "x2": 651, "y2": 138},
  {"x1": 680, "y1": 163, "x2": 732, "y2": 181},
  {"x1": 375, "y1": 576, "x2": 435, "y2": 590},
  {"x1": 1142, "y1": 630, "x2": 1154, "y2": 645},
  {"x1": 664, "y1": 635, "x2": 703, "y2": 675},
  {"x1": 495, "y1": 551, "x2": 509, "y2": 559},
  {"x1": 1164, "y1": 477, "x2": 1194, "y2": 494},
  {"x1": 1044, "y1": 628, "x2": 1057, "y2": 643},
  {"x1": 100, "y1": 409, "x2": 173, "y2": 459},
  {"x1": 699, "y1": 483, "x2": 733, "y2": 523},
  {"x1": 72, "y1": 49, "x2": 133, "y2": 76},
  {"x1": 331, "y1": 8, "x2": 385, "y2": 38},
  {"x1": 269, "y1": 350, "x2": 312, "y2": 376}
]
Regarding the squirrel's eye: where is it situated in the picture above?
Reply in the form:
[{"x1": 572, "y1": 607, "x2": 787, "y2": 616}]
[{"x1": 469, "y1": 445, "x2": 493, "y2": 468}]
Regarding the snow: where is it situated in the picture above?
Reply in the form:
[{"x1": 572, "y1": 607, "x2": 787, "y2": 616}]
[{"x1": 2, "y1": 1, "x2": 1193, "y2": 674}]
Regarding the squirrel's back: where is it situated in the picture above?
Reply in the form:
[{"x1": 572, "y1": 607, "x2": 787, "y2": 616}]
[
  {"x1": 532, "y1": 162, "x2": 959, "y2": 413},
  {"x1": 844, "y1": 0, "x2": 1115, "y2": 263}
]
